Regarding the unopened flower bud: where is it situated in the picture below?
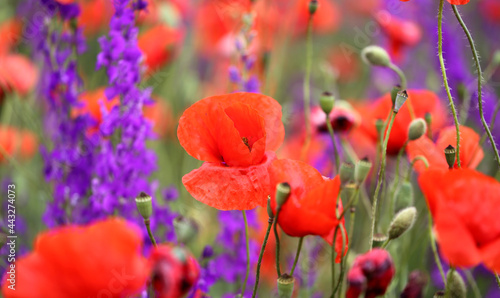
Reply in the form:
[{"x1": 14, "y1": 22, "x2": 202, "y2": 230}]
[
  {"x1": 408, "y1": 118, "x2": 427, "y2": 141},
  {"x1": 354, "y1": 158, "x2": 372, "y2": 184},
  {"x1": 388, "y1": 207, "x2": 416, "y2": 240},
  {"x1": 308, "y1": 0, "x2": 318, "y2": 15},
  {"x1": 390, "y1": 85, "x2": 402, "y2": 108},
  {"x1": 320, "y1": 91, "x2": 335, "y2": 115},
  {"x1": 444, "y1": 145, "x2": 456, "y2": 169},
  {"x1": 135, "y1": 192, "x2": 153, "y2": 220},
  {"x1": 266, "y1": 196, "x2": 273, "y2": 219},
  {"x1": 276, "y1": 182, "x2": 291, "y2": 209},
  {"x1": 446, "y1": 270, "x2": 466, "y2": 298},
  {"x1": 173, "y1": 216, "x2": 198, "y2": 244},
  {"x1": 394, "y1": 181, "x2": 414, "y2": 212},
  {"x1": 341, "y1": 183, "x2": 357, "y2": 201},
  {"x1": 394, "y1": 90, "x2": 408, "y2": 113},
  {"x1": 339, "y1": 162, "x2": 355, "y2": 186},
  {"x1": 277, "y1": 274, "x2": 295, "y2": 298},
  {"x1": 361, "y1": 45, "x2": 391, "y2": 67}
]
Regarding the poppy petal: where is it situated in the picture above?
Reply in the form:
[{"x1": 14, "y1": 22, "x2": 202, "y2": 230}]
[
  {"x1": 182, "y1": 151, "x2": 276, "y2": 210},
  {"x1": 480, "y1": 237, "x2": 500, "y2": 272},
  {"x1": 447, "y1": 0, "x2": 470, "y2": 4},
  {"x1": 435, "y1": 126, "x2": 483, "y2": 169},
  {"x1": 407, "y1": 136, "x2": 448, "y2": 173}
]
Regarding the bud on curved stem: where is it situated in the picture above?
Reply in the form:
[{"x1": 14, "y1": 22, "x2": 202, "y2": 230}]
[
  {"x1": 445, "y1": 269, "x2": 466, "y2": 298},
  {"x1": 361, "y1": 45, "x2": 391, "y2": 67},
  {"x1": 408, "y1": 118, "x2": 427, "y2": 141},
  {"x1": 388, "y1": 207, "x2": 417, "y2": 240}
]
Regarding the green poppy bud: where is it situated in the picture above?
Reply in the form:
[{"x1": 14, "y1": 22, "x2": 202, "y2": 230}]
[
  {"x1": 173, "y1": 216, "x2": 198, "y2": 244},
  {"x1": 277, "y1": 274, "x2": 295, "y2": 298},
  {"x1": 394, "y1": 181, "x2": 414, "y2": 212},
  {"x1": 388, "y1": 207, "x2": 417, "y2": 240},
  {"x1": 308, "y1": 0, "x2": 318, "y2": 15},
  {"x1": 276, "y1": 182, "x2": 291, "y2": 209},
  {"x1": 339, "y1": 162, "x2": 355, "y2": 186},
  {"x1": 446, "y1": 270, "x2": 466, "y2": 298},
  {"x1": 320, "y1": 91, "x2": 335, "y2": 115},
  {"x1": 394, "y1": 90, "x2": 408, "y2": 113},
  {"x1": 354, "y1": 158, "x2": 372, "y2": 184},
  {"x1": 361, "y1": 45, "x2": 391, "y2": 67},
  {"x1": 135, "y1": 192, "x2": 153, "y2": 220},
  {"x1": 266, "y1": 196, "x2": 274, "y2": 219},
  {"x1": 444, "y1": 145, "x2": 456, "y2": 169},
  {"x1": 408, "y1": 118, "x2": 427, "y2": 141}
]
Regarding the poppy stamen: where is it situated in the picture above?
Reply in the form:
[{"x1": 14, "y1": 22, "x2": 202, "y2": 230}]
[{"x1": 242, "y1": 137, "x2": 251, "y2": 151}]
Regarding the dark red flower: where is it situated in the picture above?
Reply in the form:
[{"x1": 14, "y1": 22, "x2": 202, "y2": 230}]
[
  {"x1": 419, "y1": 168, "x2": 500, "y2": 271},
  {"x1": 407, "y1": 125, "x2": 483, "y2": 173},
  {"x1": 401, "y1": 270, "x2": 428, "y2": 298},
  {"x1": 269, "y1": 159, "x2": 347, "y2": 261},
  {"x1": 311, "y1": 103, "x2": 361, "y2": 134},
  {"x1": 178, "y1": 92, "x2": 285, "y2": 210},
  {"x1": 346, "y1": 249, "x2": 395, "y2": 298}
]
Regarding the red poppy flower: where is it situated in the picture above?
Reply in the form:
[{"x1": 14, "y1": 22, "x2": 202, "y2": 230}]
[
  {"x1": 0, "y1": 126, "x2": 37, "y2": 163},
  {"x1": 357, "y1": 89, "x2": 446, "y2": 155},
  {"x1": 419, "y1": 168, "x2": 500, "y2": 271},
  {"x1": 2, "y1": 218, "x2": 150, "y2": 298},
  {"x1": 0, "y1": 55, "x2": 38, "y2": 96},
  {"x1": 78, "y1": 0, "x2": 114, "y2": 36},
  {"x1": 138, "y1": 25, "x2": 182, "y2": 73},
  {"x1": 311, "y1": 102, "x2": 361, "y2": 134},
  {"x1": 407, "y1": 125, "x2": 483, "y2": 173},
  {"x1": 178, "y1": 92, "x2": 285, "y2": 210},
  {"x1": 0, "y1": 19, "x2": 21, "y2": 56},
  {"x1": 268, "y1": 159, "x2": 347, "y2": 261}
]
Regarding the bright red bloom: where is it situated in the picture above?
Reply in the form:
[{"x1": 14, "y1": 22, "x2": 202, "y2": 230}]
[
  {"x1": 0, "y1": 54, "x2": 38, "y2": 96},
  {"x1": 419, "y1": 168, "x2": 500, "y2": 271},
  {"x1": 0, "y1": 126, "x2": 37, "y2": 163},
  {"x1": 2, "y1": 218, "x2": 150, "y2": 298},
  {"x1": 138, "y1": 25, "x2": 182, "y2": 73},
  {"x1": 269, "y1": 159, "x2": 347, "y2": 261},
  {"x1": 150, "y1": 245, "x2": 200, "y2": 298},
  {"x1": 78, "y1": 0, "x2": 114, "y2": 36},
  {"x1": 346, "y1": 249, "x2": 395, "y2": 298},
  {"x1": 357, "y1": 90, "x2": 446, "y2": 155},
  {"x1": 178, "y1": 92, "x2": 285, "y2": 210},
  {"x1": 407, "y1": 125, "x2": 483, "y2": 173}
]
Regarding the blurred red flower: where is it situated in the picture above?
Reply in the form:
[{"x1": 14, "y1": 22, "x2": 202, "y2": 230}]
[
  {"x1": 0, "y1": 126, "x2": 37, "y2": 163},
  {"x1": 138, "y1": 25, "x2": 183, "y2": 73},
  {"x1": 2, "y1": 218, "x2": 150, "y2": 298},
  {"x1": 407, "y1": 125, "x2": 483, "y2": 172},
  {"x1": 419, "y1": 168, "x2": 500, "y2": 271},
  {"x1": 0, "y1": 19, "x2": 21, "y2": 56},
  {"x1": 268, "y1": 159, "x2": 347, "y2": 261},
  {"x1": 0, "y1": 54, "x2": 38, "y2": 96},
  {"x1": 78, "y1": 0, "x2": 114, "y2": 36},
  {"x1": 178, "y1": 92, "x2": 285, "y2": 210},
  {"x1": 292, "y1": 0, "x2": 341, "y2": 35},
  {"x1": 400, "y1": 0, "x2": 469, "y2": 4}
]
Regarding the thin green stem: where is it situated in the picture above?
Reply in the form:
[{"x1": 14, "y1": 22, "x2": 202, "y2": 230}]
[
  {"x1": 428, "y1": 213, "x2": 446, "y2": 284},
  {"x1": 326, "y1": 115, "x2": 340, "y2": 173},
  {"x1": 479, "y1": 101, "x2": 500, "y2": 148},
  {"x1": 252, "y1": 215, "x2": 273, "y2": 297},
  {"x1": 405, "y1": 156, "x2": 429, "y2": 182},
  {"x1": 388, "y1": 63, "x2": 415, "y2": 119},
  {"x1": 273, "y1": 210, "x2": 282, "y2": 277},
  {"x1": 389, "y1": 140, "x2": 409, "y2": 217},
  {"x1": 333, "y1": 225, "x2": 347, "y2": 297},
  {"x1": 301, "y1": 16, "x2": 314, "y2": 161},
  {"x1": 290, "y1": 237, "x2": 304, "y2": 275},
  {"x1": 144, "y1": 219, "x2": 157, "y2": 247},
  {"x1": 496, "y1": 273, "x2": 500, "y2": 289},
  {"x1": 347, "y1": 188, "x2": 361, "y2": 250},
  {"x1": 340, "y1": 137, "x2": 359, "y2": 164},
  {"x1": 331, "y1": 226, "x2": 339, "y2": 298},
  {"x1": 445, "y1": 267, "x2": 456, "y2": 298},
  {"x1": 380, "y1": 238, "x2": 390, "y2": 249},
  {"x1": 370, "y1": 111, "x2": 397, "y2": 249},
  {"x1": 241, "y1": 210, "x2": 250, "y2": 296},
  {"x1": 438, "y1": 0, "x2": 462, "y2": 167},
  {"x1": 452, "y1": 4, "x2": 500, "y2": 169},
  {"x1": 464, "y1": 269, "x2": 481, "y2": 298}
]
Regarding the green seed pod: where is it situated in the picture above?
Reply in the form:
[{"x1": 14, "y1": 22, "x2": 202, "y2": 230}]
[
  {"x1": 320, "y1": 91, "x2": 335, "y2": 115},
  {"x1": 340, "y1": 183, "x2": 357, "y2": 201},
  {"x1": 135, "y1": 192, "x2": 153, "y2": 220},
  {"x1": 339, "y1": 162, "x2": 355, "y2": 186},
  {"x1": 391, "y1": 85, "x2": 402, "y2": 108},
  {"x1": 444, "y1": 145, "x2": 456, "y2": 169},
  {"x1": 394, "y1": 90, "x2": 408, "y2": 113},
  {"x1": 394, "y1": 181, "x2": 414, "y2": 212},
  {"x1": 173, "y1": 216, "x2": 198, "y2": 244},
  {"x1": 408, "y1": 118, "x2": 427, "y2": 141},
  {"x1": 308, "y1": 0, "x2": 318, "y2": 15},
  {"x1": 388, "y1": 207, "x2": 417, "y2": 240},
  {"x1": 446, "y1": 270, "x2": 466, "y2": 298},
  {"x1": 277, "y1": 274, "x2": 295, "y2": 298},
  {"x1": 266, "y1": 196, "x2": 274, "y2": 219},
  {"x1": 276, "y1": 182, "x2": 291, "y2": 209},
  {"x1": 361, "y1": 45, "x2": 391, "y2": 67},
  {"x1": 354, "y1": 158, "x2": 372, "y2": 184}
]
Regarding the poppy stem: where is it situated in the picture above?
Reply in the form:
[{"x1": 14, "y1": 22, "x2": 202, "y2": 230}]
[
  {"x1": 240, "y1": 210, "x2": 251, "y2": 296},
  {"x1": 290, "y1": 237, "x2": 304, "y2": 275},
  {"x1": 437, "y1": 0, "x2": 462, "y2": 168},
  {"x1": 389, "y1": 140, "x2": 409, "y2": 218},
  {"x1": 325, "y1": 115, "x2": 341, "y2": 173},
  {"x1": 300, "y1": 16, "x2": 314, "y2": 162},
  {"x1": 273, "y1": 209, "x2": 282, "y2": 277},
  {"x1": 347, "y1": 187, "x2": 361, "y2": 250},
  {"x1": 387, "y1": 63, "x2": 415, "y2": 120},
  {"x1": 405, "y1": 156, "x2": 429, "y2": 182},
  {"x1": 464, "y1": 269, "x2": 481, "y2": 298},
  {"x1": 252, "y1": 212, "x2": 273, "y2": 298},
  {"x1": 144, "y1": 219, "x2": 157, "y2": 247},
  {"x1": 332, "y1": 224, "x2": 347, "y2": 296},
  {"x1": 428, "y1": 211, "x2": 446, "y2": 284},
  {"x1": 479, "y1": 101, "x2": 500, "y2": 149},
  {"x1": 451, "y1": 4, "x2": 500, "y2": 169},
  {"x1": 369, "y1": 111, "x2": 397, "y2": 250},
  {"x1": 495, "y1": 273, "x2": 500, "y2": 289}
]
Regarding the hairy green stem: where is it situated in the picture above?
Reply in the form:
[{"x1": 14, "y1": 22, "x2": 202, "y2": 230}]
[
  {"x1": 290, "y1": 237, "x2": 304, "y2": 275},
  {"x1": 388, "y1": 63, "x2": 415, "y2": 119},
  {"x1": 389, "y1": 140, "x2": 409, "y2": 217},
  {"x1": 428, "y1": 213, "x2": 446, "y2": 284},
  {"x1": 241, "y1": 210, "x2": 250, "y2": 296},
  {"x1": 496, "y1": 273, "x2": 500, "y2": 289},
  {"x1": 252, "y1": 214, "x2": 274, "y2": 297},
  {"x1": 326, "y1": 115, "x2": 341, "y2": 173},
  {"x1": 144, "y1": 219, "x2": 157, "y2": 247},
  {"x1": 273, "y1": 210, "x2": 282, "y2": 277}
]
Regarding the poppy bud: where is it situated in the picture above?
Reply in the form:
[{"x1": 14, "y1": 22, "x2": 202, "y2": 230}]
[
  {"x1": 347, "y1": 249, "x2": 394, "y2": 298},
  {"x1": 277, "y1": 274, "x2": 295, "y2": 298},
  {"x1": 173, "y1": 215, "x2": 198, "y2": 244},
  {"x1": 339, "y1": 162, "x2": 355, "y2": 186},
  {"x1": 266, "y1": 196, "x2": 274, "y2": 219},
  {"x1": 394, "y1": 90, "x2": 408, "y2": 113},
  {"x1": 308, "y1": 0, "x2": 318, "y2": 15},
  {"x1": 320, "y1": 91, "x2": 335, "y2": 115},
  {"x1": 401, "y1": 270, "x2": 428, "y2": 298},
  {"x1": 375, "y1": 119, "x2": 385, "y2": 138},
  {"x1": 388, "y1": 207, "x2": 416, "y2": 240},
  {"x1": 341, "y1": 183, "x2": 357, "y2": 201},
  {"x1": 408, "y1": 118, "x2": 427, "y2": 141},
  {"x1": 276, "y1": 182, "x2": 292, "y2": 209},
  {"x1": 446, "y1": 270, "x2": 466, "y2": 298},
  {"x1": 444, "y1": 145, "x2": 456, "y2": 169},
  {"x1": 390, "y1": 85, "x2": 402, "y2": 108},
  {"x1": 361, "y1": 45, "x2": 391, "y2": 67},
  {"x1": 394, "y1": 181, "x2": 414, "y2": 212},
  {"x1": 135, "y1": 192, "x2": 153, "y2": 220},
  {"x1": 354, "y1": 158, "x2": 372, "y2": 184}
]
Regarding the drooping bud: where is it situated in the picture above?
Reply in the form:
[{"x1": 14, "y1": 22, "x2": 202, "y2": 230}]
[
  {"x1": 276, "y1": 182, "x2": 291, "y2": 209},
  {"x1": 361, "y1": 45, "x2": 391, "y2": 67},
  {"x1": 394, "y1": 90, "x2": 408, "y2": 113},
  {"x1": 394, "y1": 181, "x2": 414, "y2": 212},
  {"x1": 320, "y1": 91, "x2": 335, "y2": 115},
  {"x1": 135, "y1": 192, "x2": 153, "y2": 220},
  {"x1": 266, "y1": 196, "x2": 274, "y2": 219},
  {"x1": 173, "y1": 216, "x2": 198, "y2": 244},
  {"x1": 390, "y1": 85, "x2": 402, "y2": 108},
  {"x1": 341, "y1": 183, "x2": 357, "y2": 201},
  {"x1": 354, "y1": 158, "x2": 372, "y2": 184},
  {"x1": 388, "y1": 207, "x2": 417, "y2": 240},
  {"x1": 446, "y1": 270, "x2": 466, "y2": 298},
  {"x1": 444, "y1": 145, "x2": 456, "y2": 169},
  {"x1": 308, "y1": 0, "x2": 318, "y2": 15},
  {"x1": 408, "y1": 118, "x2": 427, "y2": 141},
  {"x1": 339, "y1": 162, "x2": 355, "y2": 186},
  {"x1": 277, "y1": 274, "x2": 295, "y2": 298}
]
